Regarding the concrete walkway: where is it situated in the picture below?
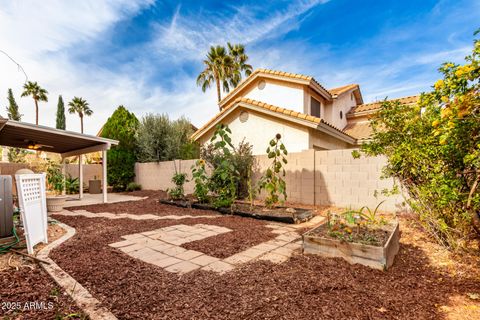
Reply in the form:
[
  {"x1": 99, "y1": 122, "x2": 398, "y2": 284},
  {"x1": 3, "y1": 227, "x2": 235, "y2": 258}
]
[{"x1": 63, "y1": 193, "x2": 145, "y2": 208}]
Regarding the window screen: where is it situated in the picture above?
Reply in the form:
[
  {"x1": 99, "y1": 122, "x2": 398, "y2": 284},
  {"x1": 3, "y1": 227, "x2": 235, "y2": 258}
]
[{"x1": 311, "y1": 97, "x2": 321, "y2": 117}]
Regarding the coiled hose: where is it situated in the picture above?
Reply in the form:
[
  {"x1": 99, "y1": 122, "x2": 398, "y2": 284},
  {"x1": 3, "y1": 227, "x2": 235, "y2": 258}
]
[{"x1": 0, "y1": 227, "x2": 24, "y2": 254}]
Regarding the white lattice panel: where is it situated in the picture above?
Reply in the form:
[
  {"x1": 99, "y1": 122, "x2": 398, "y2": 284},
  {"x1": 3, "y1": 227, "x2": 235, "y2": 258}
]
[{"x1": 15, "y1": 173, "x2": 48, "y2": 254}]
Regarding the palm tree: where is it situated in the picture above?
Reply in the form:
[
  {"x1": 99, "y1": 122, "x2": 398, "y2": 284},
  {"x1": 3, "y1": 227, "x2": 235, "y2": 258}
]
[
  {"x1": 68, "y1": 97, "x2": 93, "y2": 133},
  {"x1": 227, "y1": 43, "x2": 253, "y2": 88},
  {"x1": 21, "y1": 81, "x2": 48, "y2": 125},
  {"x1": 197, "y1": 45, "x2": 235, "y2": 106}
]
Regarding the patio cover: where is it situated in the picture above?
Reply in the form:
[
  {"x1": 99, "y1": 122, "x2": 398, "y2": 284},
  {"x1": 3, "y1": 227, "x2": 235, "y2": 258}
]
[
  {"x1": 0, "y1": 118, "x2": 117, "y2": 157},
  {"x1": 0, "y1": 118, "x2": 118, "y2": 202}
]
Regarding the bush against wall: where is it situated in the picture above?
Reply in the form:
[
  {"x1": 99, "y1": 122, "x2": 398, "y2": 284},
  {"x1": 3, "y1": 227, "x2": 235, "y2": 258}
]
[
  {"x1": 360, "y1": 30, "x2": 480, "y2": 249},
  {"x1": 100, "y1": 105, "x2": 139, "y2": 191},
  {"x1": 136, "y1": 114, "x2": 199, "y2": 162}
]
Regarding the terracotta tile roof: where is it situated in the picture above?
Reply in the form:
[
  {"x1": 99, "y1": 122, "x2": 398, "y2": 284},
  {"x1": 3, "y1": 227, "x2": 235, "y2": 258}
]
[
  {"x1": 348, "y1": 95, "x2": 419, "y2": 115},
  {"x1": 192, "y1": 97, "x2": 355, "y2": 141},
  {"x1": 342, "y1": 122, "x2": 373, "y2": 140},
  {"x1": 219, "y1": 68, "x2": 333, "y2": 108},
  {"x1": 328, "y1": 84, "x2": 359, "y2": 96}
]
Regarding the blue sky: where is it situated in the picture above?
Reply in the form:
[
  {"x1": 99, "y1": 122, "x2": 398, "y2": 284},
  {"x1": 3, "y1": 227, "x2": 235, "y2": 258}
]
[{"x1": 0, "y1": 0, "x2": 479, "y2": 134}]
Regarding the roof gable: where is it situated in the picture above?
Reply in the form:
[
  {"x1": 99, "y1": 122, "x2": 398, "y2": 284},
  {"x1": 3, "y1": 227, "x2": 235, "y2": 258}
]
[{"x1": 219, "y1": 69, "x2": 333, "y2": 109}]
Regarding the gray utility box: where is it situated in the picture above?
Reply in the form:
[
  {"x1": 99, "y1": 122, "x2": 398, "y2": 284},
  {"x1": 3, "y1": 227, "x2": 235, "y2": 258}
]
[{"x1": 0, "y1": 175, "x2": 13, "y2": 238}]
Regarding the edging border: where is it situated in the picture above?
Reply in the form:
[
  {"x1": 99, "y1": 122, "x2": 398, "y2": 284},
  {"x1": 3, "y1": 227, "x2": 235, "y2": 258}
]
[{"x1": 37, "y1": 221, "x2": 117, "y2": 320}]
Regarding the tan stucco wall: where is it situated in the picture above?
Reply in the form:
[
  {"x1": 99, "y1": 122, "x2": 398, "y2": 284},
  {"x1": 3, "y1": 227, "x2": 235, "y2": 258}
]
[
  {"x1": 326, "y1": 92, "x2": 357, "y2": 129},
  {"x1": 244, "y1": 78, "x2": 305, "y2": 112},
  {"x1": 198, "y1": 108, "x2": 311, "y2": 155},
  {"x1": 135, "y1": 149, "x2": 406, "y2": 212}
]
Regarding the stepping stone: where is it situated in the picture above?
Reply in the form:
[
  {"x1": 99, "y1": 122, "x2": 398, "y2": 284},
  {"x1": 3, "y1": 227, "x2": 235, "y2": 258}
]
[
  {"x1": 271, "y1": 247, "x2": 294, "y2": 257},
  {"x1": 276, "y1": 233, "x2": 301, "y2": 242},
  {"x1": 284, "y1": 242, "x2": 302, "y2": 250},
  {"x1": 141, "y1": 251, "x2": 169, "y2": 263},
  {"x1": 119, "y1": 243, "x2": 145, "y2": 253},
  {"x1": 162, "y1": 246, "x2": 187, "y2": 257},
  {"x1": 239, "y1": 248, "x2": 265, "y2": 259},
  {"x1": 259, "y1": 252, "x2": 289, "y2": 264},
  {"x1": 130, "y1": 247, "x2": 158, "y2": 259},
  {"x1": 165, "y1": 261, "x2": 200, "y2": 274},
  {"x1": 201, "y1": 261, "x2": 234, "y2": 274},
  {"x1": 223, "y1": 254, "x2": 253, "y2": 265},
  {"x1": 122, "y1": 233, "x2": 145, "y2": 240},
  {"x1": 175, "y1": 250, "x2": 204, "y2": 260},
  {"x1": 151, "y1": 256, "x2": 183, "y2": 268},
  {"x1": 251, "y1": 243, "x2": 278, "y2": 252},
  {"x1": 189, "y1": 255, "x2": 219, "y2": 266},
  {"x1": 149, "y1": 242, "x2": 173, "y2": 253},
  {"x1": 109, "y1": 240, "x2": 134, "y2": 248}
]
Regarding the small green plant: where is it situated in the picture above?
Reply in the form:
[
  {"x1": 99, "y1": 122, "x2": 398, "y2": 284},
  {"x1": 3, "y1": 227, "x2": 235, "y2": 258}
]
[
  {"x1": 191, "y1": 159, "x2": 209, "y2": 203},
  {"x1": 65, "y1": 175, "x2": 79, "y2": 194},
  {"x1": 168, "y1": 172, "x2": 188, "y2": 200},
  {"x1": 258, "y1": 133, "x2": 288, "y2": 208},
  {"x1": 126, "y1": 182, "x2": 142, "y2": 192},
  {"x1": 358, "y1": 200, "x2": 386, "y2": 224}
]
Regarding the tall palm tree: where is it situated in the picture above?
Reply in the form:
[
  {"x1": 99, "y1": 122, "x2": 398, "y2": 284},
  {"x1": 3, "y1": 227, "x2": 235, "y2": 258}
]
[
  {"x1": 196, "y1": 45, "x2": 235, "y2": 106},
  {"x1": 21, "y1": 81, "x2": 48, "y2": 125},
  {"x1": 227, "y1": 43, "x2": 253, "y2": 88},
  {"x1": 68, "y1": 97, "x2": 93, "y2": 133}
]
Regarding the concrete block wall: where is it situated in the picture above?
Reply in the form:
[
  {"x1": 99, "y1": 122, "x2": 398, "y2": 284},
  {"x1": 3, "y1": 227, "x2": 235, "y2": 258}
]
[{"x1": 134, "y1": 149, "x2": 406, "y2": 212}]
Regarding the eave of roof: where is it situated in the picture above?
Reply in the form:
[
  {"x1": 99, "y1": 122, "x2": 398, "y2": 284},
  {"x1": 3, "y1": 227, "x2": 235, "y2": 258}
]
[
  {"x1": 192, "y1": 97, "x2": 356, "y2": 144},
  {"x1": 218, "y1": 69, "x2": 333, "y2": 109}
]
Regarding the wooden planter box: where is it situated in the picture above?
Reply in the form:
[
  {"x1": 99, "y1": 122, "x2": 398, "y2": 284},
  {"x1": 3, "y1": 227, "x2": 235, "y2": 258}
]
[{"x1": 303, "y1": 222, "x2": 400, "y2": 270}]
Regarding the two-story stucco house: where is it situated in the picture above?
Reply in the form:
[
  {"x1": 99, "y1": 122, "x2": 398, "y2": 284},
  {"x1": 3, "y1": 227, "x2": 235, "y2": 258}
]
[{"x1": 191, "y1": 69, "x2": 418, "y2": 155}]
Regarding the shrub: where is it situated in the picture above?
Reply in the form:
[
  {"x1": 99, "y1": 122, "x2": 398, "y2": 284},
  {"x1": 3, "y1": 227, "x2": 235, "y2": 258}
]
[
  {"x1": 191, "y1": 159, "x2": 209, "y2": 203},
  {"x1": 126, "y1": 182, "x2": 142, "y2": 192},
  {"x1": 46, "y1": 161, "x2": 64, "y2": 195},
  {"x1": 136, "y1": 114, "x2": 199, "y2": 162},
  {"x1": 168, "y1": 172, "x2": 187, "y2": 200},
  {"x1": 101, "y1": 106, "x2": 139, "y2": 191},
  {"x1": 205, "y1": 125, "x2": 238, "y2": 208},
  {"x1": 360, "y1": 29, "x2": 480, "y2": 249},
  {"x1": 65, "y1": 175, "x2": 79, "y2": 194},
  {"x1": 258, "y1": 133, "x2": 288, "y2": 208}
]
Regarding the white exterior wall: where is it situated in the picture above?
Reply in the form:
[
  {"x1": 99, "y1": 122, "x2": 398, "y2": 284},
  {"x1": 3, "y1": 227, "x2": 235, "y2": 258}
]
[
  {"x1": 327, "y1": 92, "x2": 357, "y2": 129},
  {"x1": 245, "y1": 80, "x2": 304, "y2": 113},
  {"x1": 199, "y1": 109, "x2": 310, "y2": 155}
]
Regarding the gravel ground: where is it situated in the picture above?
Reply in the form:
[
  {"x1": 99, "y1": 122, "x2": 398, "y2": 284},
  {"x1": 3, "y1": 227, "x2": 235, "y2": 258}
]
[{"x1": 48, "y1": 210, "x2": 480, "y2": 320}]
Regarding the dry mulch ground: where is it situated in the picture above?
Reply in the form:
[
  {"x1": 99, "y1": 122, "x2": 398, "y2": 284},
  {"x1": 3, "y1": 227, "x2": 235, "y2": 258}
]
[
  {"x1": 68, "y1": 190, "x2": 217, "y2": 217},
  {"x1": 0, "y1": 223, "x2": 88, "y2": 319},
  {"x1": 47, "y1": 205, "x2": 480, "y2": 320}
]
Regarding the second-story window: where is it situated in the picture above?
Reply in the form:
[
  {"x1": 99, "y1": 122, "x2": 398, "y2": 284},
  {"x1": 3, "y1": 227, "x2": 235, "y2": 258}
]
[{"x1": 311, "y1": 97, "x2": 321, "y2": 117}]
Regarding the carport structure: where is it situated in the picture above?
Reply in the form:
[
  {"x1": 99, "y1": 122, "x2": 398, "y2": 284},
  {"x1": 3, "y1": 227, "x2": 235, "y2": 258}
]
[{"x1": 0, "y1": 118, "x2": 118, "y2": 203}]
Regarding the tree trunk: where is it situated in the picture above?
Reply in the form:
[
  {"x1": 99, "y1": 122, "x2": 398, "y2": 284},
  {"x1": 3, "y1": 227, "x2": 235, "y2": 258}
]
[
  {"x1": 34, "y1": 99, "x2": 39, "y2": 125},
  {"x1": 80, "y1": 115, "x2": 84, "y2": 134},
  {"x1": 215, "y1": 74, "x2": 221, "y2": 108}
]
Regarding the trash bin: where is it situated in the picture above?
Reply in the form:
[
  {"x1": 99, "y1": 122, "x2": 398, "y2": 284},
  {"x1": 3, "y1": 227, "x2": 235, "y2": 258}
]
[{"x1": 0, "y1": 175, "x2": 13, "y2": 238}]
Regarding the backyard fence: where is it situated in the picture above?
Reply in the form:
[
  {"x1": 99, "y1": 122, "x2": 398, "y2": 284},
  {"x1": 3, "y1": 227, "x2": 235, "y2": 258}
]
[{"x1": 134, "y1": 149, "x2": 406, "y2": 212}]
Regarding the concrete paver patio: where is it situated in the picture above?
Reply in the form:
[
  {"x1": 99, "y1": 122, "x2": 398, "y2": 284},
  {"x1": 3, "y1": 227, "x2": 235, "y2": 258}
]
[{"x1": 109, "y1": 223, "x2": 303, "y2": 274}]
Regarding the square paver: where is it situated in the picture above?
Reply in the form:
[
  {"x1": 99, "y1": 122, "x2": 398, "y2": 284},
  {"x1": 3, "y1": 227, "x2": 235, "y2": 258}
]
[
  {"x1": 251, "y1": 243, "x2": 278, "y2": 252},
  {"x1": 201, "y1": 261, "x2": 234, "y2": 274},
  {"x1": 129, "y1": 247, "x2": 159, "y2": 259},
  {"x1": 151, "y1": 256, "x2": 183, "y2": 268},
  {"x1": 141, "y1": 252, "x2": 169, "y2": 263},
  {"x1": 175, "y1": 250, "x2": 204, "y2": 260},
  {"x1": 162, "y1": 246, "x2": 187, "y2": 257},
  {"x1": 190, "y1": 255, "x2": 219, "y2": 266},
  {"x1": 271, "y1": 247, "x2": 293, "y2": 257},
  {"x1": 109, "y1": 240, "x2": 134, "y2": 248},
  {"x1": 119, "y1": 243, "x2": 145, "y2": 253},
  {"x1": 240, "y1": 248, "x2": 265, "y2": 259},
  {"x1": 165, "y1": 261, "x2": 200, "y2": 274},
  {"x1": 223, "y1": 254, "x2": 253, "y2": 265},
  {"x1": 259, "y1": 252, "x2": 289, "y2": 264},
  {"x1": 149, "y1": 242, "x2": 173, "y2": 252}
]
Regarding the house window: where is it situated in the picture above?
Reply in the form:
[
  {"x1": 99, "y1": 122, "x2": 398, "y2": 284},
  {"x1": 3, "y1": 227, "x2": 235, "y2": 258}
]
[
  {"x1": 258, "y1": 80, "x2": 266, "y2": 90},
  {"x1": 239, "y1": 111, "x2": 249, "y2": 123},
  {"x1": 351, "y1": 93, "x2": 354, "y2": 101},
  {"x1": 311, "y1": 97, "x2": 321, "y2": 117},
  {"x1": 340, "y1": 111, "x2": 343, "y2": 119}
]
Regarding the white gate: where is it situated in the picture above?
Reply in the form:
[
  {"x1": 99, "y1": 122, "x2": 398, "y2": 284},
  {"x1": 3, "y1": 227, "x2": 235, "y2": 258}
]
[{"x1": 15, "y1": 173, "x2": 48, "y2": 254}]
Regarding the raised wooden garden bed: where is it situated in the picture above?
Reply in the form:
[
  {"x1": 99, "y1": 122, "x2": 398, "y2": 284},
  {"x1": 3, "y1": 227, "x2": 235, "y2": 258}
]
[
  {"x1": 159, "y1": 199, "x2": 314, "y2": 224},
  {"x1": 303, "y1": 221, "x2": 400, "y2": 270}
]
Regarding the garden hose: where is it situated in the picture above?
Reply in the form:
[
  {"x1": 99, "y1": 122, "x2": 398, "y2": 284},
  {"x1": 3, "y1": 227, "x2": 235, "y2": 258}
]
[{"x1": 0, "y1": 226, "x2": 25, "y2": 254}]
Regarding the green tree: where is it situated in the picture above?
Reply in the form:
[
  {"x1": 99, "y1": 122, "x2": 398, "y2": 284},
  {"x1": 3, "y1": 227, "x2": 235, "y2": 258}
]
[
  {"x1": 100, "y1": 106, "x2": 139, "y2": 191},
  {"x1": 68, "y1": 97, "x2": 92, "y2": 133},
  {"x1": 227, "y1": 42, "x2": 253, "y2": 88},
  {"x1": 5, "y1": 88, "x2": 22, "y2": 121},
  {"x1": 136, "y1": 114, "x2": 199, "y2": 162},
  {"x1": 5, "y1": 88, "x2": 27, "y2": 162},
  {"x1": 21, "y1": 81, "x2": 48, "y2": 125},
  {"x1": 360, "y1": 29, "x2": 480, "y2": 249},
  {"x1": 56, "y1": 95, "x2": 66, "y2": 130}
]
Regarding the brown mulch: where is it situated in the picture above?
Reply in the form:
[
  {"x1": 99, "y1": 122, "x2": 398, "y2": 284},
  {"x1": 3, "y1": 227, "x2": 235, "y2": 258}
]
[
  {"x1": 181, "y1": 218, "x2": 278, "y2": 258},
  {"x1": 0, "y1": 265, "x2": 88, "y2": 319},
  {"x1": 47, "y1": 211, "x2": 480, "y2": 320},
  {"x1": 67, "y1": 190, "x2": 217, "y2": 217}
]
